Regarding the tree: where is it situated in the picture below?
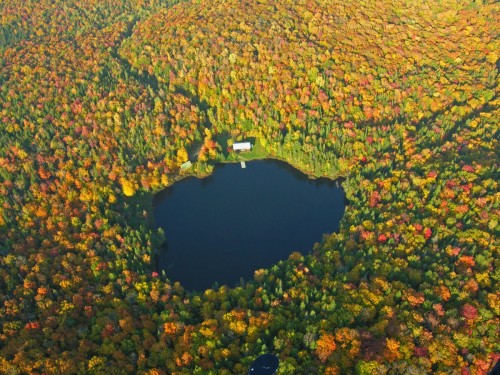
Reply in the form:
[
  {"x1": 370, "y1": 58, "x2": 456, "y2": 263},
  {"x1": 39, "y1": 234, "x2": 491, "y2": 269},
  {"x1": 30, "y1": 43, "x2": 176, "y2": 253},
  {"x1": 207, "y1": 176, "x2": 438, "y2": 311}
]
[
  {"x1": 315, "y1": 333, "x2": 336, "y2": 363},
  {"x1": 120, "y1": 178, "x2": 137, "y2": 197}
]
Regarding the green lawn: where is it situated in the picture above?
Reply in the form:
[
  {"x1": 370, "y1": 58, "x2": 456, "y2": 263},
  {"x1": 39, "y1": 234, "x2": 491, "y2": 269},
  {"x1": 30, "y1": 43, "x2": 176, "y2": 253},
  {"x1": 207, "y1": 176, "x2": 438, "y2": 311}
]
[{"x1": 225, "y1": 138, "x2": 269, "y2": 162}]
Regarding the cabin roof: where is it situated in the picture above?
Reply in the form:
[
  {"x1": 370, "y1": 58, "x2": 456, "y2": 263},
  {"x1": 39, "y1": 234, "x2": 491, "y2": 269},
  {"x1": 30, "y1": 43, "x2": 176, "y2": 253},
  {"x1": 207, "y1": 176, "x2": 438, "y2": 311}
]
[
  {"x1": 233, "y1": 142, "x2": 252, "y2": 151},
  {"x1": 180, "y1": 161, "x2": 192, "y2": 170}
]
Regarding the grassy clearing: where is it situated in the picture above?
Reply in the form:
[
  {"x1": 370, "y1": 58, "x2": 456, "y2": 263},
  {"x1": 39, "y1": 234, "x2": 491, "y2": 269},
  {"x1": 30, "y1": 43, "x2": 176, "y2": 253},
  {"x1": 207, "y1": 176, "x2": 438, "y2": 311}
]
[{"x1": 225, "y1": 137, "x2": 269, "y2": 162}]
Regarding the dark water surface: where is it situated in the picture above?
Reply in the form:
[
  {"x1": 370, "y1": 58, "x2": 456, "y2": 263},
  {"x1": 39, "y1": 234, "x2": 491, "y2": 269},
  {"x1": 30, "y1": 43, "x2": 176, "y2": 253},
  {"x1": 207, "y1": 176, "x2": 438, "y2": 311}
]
[{"x1": 153, "y1": 159, "x2": 346, "y2": 291}]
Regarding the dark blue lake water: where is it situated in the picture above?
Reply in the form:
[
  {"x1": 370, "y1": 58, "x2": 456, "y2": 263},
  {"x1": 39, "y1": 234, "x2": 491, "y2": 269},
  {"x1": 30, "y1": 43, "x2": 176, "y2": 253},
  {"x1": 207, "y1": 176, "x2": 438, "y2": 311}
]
[{"x1": 153, "y1": 159, "x2": 346, "y2": 291}]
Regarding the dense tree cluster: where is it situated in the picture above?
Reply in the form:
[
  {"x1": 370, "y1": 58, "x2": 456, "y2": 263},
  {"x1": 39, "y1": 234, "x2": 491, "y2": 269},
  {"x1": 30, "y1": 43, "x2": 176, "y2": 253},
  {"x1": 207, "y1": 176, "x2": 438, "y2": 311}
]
[
  {"x1": 121, "y1": 0, "x2": 498, "y2": 177},
  {"x1": 0, "y1": 0, "x2": 498, "y2": 373}
]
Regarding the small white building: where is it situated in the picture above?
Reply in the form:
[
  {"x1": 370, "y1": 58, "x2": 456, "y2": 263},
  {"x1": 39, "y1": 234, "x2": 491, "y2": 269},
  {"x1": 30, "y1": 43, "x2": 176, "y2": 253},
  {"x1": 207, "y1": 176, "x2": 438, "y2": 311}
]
[
  {"x1": 180, "y1": 161, "x2": 192, "y2": 170},
  {"x1": 232, "y1": 142, "x2": 252, "y2": 152}
]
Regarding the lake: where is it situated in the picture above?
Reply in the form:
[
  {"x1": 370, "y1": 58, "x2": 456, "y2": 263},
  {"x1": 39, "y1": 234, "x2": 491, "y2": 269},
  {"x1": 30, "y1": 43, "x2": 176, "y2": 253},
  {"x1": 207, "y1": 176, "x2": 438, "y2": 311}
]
[{"x1": 153, "y1": 159, "x2": 346, "y2": 291}]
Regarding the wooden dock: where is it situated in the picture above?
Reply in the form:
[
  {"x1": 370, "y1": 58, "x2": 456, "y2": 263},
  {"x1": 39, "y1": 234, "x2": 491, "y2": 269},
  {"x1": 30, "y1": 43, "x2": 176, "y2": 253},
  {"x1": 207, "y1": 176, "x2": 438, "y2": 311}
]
[{"x1": 240, "y1": 161, "x2": 246, "y2": 168}]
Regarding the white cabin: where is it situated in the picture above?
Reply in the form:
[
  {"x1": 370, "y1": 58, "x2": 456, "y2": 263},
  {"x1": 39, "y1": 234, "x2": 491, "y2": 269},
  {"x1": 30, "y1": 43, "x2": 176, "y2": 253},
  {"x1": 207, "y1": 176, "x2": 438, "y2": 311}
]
[{"x1": 232, "y1": 142, "x2": 252, "y2": 151}]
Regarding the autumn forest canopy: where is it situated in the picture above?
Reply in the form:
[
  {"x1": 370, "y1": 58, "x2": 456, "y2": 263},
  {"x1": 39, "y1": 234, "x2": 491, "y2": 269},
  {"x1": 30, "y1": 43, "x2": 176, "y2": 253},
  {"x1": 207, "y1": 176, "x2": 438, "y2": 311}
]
[{"x1": 0, "y1": 0, "x2": 499, "y2": 373}]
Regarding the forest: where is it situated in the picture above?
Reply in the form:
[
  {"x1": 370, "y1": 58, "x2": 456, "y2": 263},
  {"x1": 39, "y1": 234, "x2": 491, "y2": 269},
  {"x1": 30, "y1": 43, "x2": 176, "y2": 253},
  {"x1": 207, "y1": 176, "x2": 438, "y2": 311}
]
[{"x1": 0, "y1": 0, "x2": 498, "y2": 373}]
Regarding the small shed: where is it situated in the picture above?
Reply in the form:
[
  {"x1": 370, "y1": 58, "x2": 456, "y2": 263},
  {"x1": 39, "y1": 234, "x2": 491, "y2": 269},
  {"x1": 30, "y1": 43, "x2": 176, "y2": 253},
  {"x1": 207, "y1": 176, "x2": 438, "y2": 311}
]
[
  {"x1": 233, "y1": 142, "x2": 252, "y2": 152},
  {"x1": 180, "y1": 161, "x2": 192, "y2": 170}
]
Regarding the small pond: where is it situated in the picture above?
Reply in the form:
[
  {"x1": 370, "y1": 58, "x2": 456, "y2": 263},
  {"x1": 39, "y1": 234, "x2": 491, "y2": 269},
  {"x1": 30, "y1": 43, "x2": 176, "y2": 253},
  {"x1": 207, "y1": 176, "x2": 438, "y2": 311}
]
[{"x1": 153, "y1": 159, "x2": 346, "y2": 291}]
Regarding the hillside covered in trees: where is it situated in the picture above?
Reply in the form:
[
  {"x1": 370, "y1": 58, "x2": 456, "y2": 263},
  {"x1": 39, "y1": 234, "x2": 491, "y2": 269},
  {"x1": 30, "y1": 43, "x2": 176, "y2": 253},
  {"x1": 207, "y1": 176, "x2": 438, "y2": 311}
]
[{"x1": 0, "y1": 0, "x2": 499, "y2": 373}]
